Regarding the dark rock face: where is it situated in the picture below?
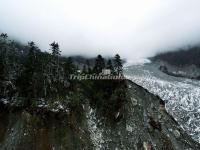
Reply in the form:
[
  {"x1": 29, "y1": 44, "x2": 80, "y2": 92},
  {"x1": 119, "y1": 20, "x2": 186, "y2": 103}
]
[{"x1": 0, "y1": 111, "x2": 93, "y2": 150}]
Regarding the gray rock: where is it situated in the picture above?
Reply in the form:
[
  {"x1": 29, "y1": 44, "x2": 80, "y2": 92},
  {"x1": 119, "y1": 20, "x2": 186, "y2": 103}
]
[{"x1": 173, "y1": 130, "x2": 181, "y2": 138}]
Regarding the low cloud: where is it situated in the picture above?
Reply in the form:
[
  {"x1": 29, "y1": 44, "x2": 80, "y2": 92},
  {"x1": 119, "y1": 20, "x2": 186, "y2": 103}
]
[{"x1": 0, "y1": 0, "x2": 200, "y2": 61}]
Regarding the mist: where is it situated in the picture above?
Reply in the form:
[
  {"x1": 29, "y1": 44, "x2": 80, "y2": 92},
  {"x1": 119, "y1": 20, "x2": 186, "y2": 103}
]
[{"x1": 1, "y1": 0, "x2": 200, "y2": 61}]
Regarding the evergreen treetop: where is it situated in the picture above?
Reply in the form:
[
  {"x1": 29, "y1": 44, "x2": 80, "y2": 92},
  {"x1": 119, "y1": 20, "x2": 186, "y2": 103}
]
[
  {"x1": 114, "y1": 54, "x2": 123, "y2": 75},
  {"x1": 93, "y1": 55, "x2": 105, "y2": 74}
]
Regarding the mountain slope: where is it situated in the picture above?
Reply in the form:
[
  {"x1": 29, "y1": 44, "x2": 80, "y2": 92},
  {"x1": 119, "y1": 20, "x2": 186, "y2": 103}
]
[
  {"x1": 151, "y1": 47, "x2": 200, "y2": 79},
  {"x1": 1, "y1": 80, "x2": 200, "y2": 149},
  {"x1": 152, "y1": 46, "x2": 200, "y2": 67}
]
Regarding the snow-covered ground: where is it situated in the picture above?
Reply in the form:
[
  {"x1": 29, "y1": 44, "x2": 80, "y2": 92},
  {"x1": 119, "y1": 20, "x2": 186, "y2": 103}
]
[
  {"x1": 124, "y1": 62, "x2": 200, "y2": 143},
  {"x1": 85, "y1": 106, "x2": 104, "y2": 149}
]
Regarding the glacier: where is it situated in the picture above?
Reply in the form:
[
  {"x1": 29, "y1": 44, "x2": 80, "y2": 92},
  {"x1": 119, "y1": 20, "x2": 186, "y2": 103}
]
[{"x1": 124, "y1": 63, "x2": 200, "y2": 143}]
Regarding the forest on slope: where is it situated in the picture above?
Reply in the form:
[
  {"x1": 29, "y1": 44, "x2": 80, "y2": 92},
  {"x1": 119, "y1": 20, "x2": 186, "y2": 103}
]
[
  {"x1": 152, "y1": 46, "x2": 200, "y2": 67},
  {"x1": 0, "y1": 33, "x2": 127, "y2": 121}
]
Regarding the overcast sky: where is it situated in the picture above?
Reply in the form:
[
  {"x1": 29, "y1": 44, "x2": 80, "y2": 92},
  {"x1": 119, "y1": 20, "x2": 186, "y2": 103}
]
[{"x1": 0, "y1": 0, "x2": 200, "y2": 61}]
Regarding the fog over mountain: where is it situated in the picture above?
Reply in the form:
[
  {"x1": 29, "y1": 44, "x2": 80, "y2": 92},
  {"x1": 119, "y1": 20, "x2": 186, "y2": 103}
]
[{"x1": 0, "y1": 0, "x2": 200, "y2": 61}]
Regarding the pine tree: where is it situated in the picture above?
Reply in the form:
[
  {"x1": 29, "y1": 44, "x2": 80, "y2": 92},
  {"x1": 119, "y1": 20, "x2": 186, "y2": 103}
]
[
  {"x1": 0, "y1": 33, "x2": 9, "y2": 80},
  {"x1": 0, "y1": 33, "x2": 8, "y2": 39},
  {"x1": 0, "y1": 57, "x2": 5, "y2": 80},
  {"x1": 106, "y1": 59, "x2": 114, "y2": 74},
  {"x1": 40, "y1": 52, "x2": 52, "y2": 97},
  {"x1": 50, "y1": 41, "x2": 61, "y2": 79},
  {"x1": 64, "y1": 57, "x2": 76, "y2": 77},
  {"x1": 50, "y1": 42, "x2": 60, "y2": 56},
  {"x1": 26, "y1": 42, "x2": 41, "y2": 73},
  {"x1": 93, "y1": 55, "x2": 105, "y2": 74},
  {"x1": 17, "y1": 42, "x2": 41, "y2": 98},
  {"x1": 0, "y1": 33, "x2": 8, "y2": 54},
  {"x1": 114, "y1": 54, "x2": 123, "y2": 75}
]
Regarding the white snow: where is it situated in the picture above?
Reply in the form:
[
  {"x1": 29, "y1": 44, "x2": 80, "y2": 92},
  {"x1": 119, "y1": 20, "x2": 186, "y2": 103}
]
[
  {"x1": 1, "y1": 98, "x2": 9, "y2": 104},
  {"x1": 124, "y1": 58, "x2": 151, "y2": 67},
  {"x1": 126, "y1": 125, "x2": 133, "y2": 132},
  {"x1": 85, "y1": 106, "x2": 105, "y2": 149}
]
